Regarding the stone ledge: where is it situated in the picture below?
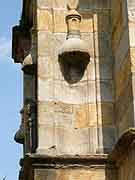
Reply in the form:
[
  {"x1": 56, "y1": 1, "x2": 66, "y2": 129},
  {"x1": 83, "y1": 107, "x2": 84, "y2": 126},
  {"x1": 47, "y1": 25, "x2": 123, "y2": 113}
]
[
  {"x1": 109, "y1": 128, "x2": 135, "y2": 163},
  {"x1": 19, "y1": 153, "x2": 116, "y2": 180},
  {"x1": 20, "y1": 153, "x2": 116, "y2": 169}
]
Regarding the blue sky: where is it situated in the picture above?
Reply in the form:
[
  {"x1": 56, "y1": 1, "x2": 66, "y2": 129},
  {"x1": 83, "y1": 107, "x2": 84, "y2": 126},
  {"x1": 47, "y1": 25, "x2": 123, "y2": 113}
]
[{"x1": 0, "y1": 1, "x2": 23, "y2": 179}]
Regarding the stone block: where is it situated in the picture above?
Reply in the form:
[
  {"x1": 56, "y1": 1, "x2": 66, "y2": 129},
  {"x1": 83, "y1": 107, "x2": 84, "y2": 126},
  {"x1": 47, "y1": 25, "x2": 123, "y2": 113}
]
[
  {"x1": 97, "y1": 103, "x2": 114, "y2": 126},
  {"x1": 128, "y1": 8, "x2": 135, "y2": 23},
  {"x1": 38, "y1": 56, "x2": 54, "y2": 79},
  {"x1": 54, "y1": 80, "x2": 96, "y2": 104},
  {"x1": 53, "y1": 33, "x2": 67, "y2": 54},
  {"x1": 80, "y1": 12, "x2": 93, "y2": 33},
  {"x1": 53, "y1": 10, "x2": 67, "y2": 33},
  {"x1": 53, "y1": 59, "x2": 65, "y2": 81},
  {"x1": 130, "y1": 48, "x2": 135, "y2": 70},
  {"x1": 38, "y1": 32, "x2": 54, "y2": 56},
  {"x1": 115, "y1": 55, "x2": 131, "y2": 98},
  {"x1": 115, "y1": 78, "x2": 133, "y2": 129},
  {"x1": 122, "y1": 0, "x2": 128, "y2": 28},
  {"x1": 97, "y1": 126, "x2": 116, "y2": 153},
  {"x1": 96, "y1": 61, "x2": 113, "y2": 80},
  {"x1": 114, "y1": 28, "x2": 130, "y2": 75},
  {"x1": 111, "y1": 0, "x2": 123, "y2": 30},
  {"x1": 55, "y1": 128, "x2": 90, "y2": 154},
  {"x1": 127, "y1": 0, "x2": 135, "y2": 8},
  {"x1": 37, "y1": 9, "x2": 53, "y2": 31},
  {"x1": 37, "y1": 0, "x2": 52, "y2": 8},
  {"x1": 37, "y1": 108, "x2": 99, "y2": 154},
  {"x1": 93, "y1": 11, "x2": 111, "y2": 33},
  {"x1": 129, "y1": 25, "x2": 135, "y2": 47},
  {"x1": 81, "y1": 32, "x2": 95, "y2": 58},
  {"x1": 111, "y1": 6, "x2": 124, "y2": 53},
  {"x1": 79, "y1": 0, "x2": 110, "y2": 10},
  {"x1": 34, "y1": 168, "x2": 109, "y2": 180},
  {"x1": 35, "y1": 169, "x2": 56, "y2": 180},
  {"x1": 38, "y1": 101, "x2": 73, "y2": 128},
  {"x1": 94, "y1": 32, "x2": 112, "y2": 58},
  {"x1": 96, "y1": 80, "x2": 114, "y2": 103},
  {"x1": 53, "y1": 0, "x2": 67, "y2": 8},
  {"x1": 38, "y1": 79, "x2": 55, "y2": 101},
  {"x1": 118, "y1": 103, "x2": 134, "y2": 138},
  {"x1": 73, "y1": 104, "x2": 97, "y2": 128},
  {"x1": 37, "y1": 124, "x2": 56, "y2": 155}
]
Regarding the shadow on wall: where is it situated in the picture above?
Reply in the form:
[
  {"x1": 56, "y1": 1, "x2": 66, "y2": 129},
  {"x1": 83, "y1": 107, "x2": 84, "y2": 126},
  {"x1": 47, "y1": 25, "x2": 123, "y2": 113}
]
[
  {"x1": 58, "y1": 0, "x2": 133, "y2": 179},
  {"x1": 96, "y1": 0, "x2": 133, "y2": 180}
]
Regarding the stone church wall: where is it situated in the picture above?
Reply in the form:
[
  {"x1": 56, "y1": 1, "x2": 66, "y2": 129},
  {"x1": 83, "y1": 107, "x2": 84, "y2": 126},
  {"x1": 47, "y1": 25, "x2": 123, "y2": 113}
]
[
  {"x1": 12, "y1": 0, "x2": 135, "y2": 179},
  {"x1": 37, "y1": 0, "x2": 116, "y2": 156}
]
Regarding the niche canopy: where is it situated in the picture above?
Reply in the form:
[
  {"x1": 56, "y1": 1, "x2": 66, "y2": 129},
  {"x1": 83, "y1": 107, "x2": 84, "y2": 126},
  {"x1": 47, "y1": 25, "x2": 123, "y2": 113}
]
[{"x1": 58, "y1": 0, "x2": 90, "y2": 83}]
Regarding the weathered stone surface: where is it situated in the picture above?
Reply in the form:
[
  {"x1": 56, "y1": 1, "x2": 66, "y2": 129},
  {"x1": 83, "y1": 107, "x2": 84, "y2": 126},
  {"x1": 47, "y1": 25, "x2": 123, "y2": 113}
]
[
  {"x1": 53, "y1": 0, "x2": 67, "y2": 8},
  {"x1": 111, "y1": 0, "x2": 124, "y2": 53},
  {"x1": 130, "y1": 48, "x2": 135, "y2": 70},
  {"x1": 81, "y1": 33, "x2": 95, "y2": 57},
  {"x1": 35, "y1": 168, "x2": 108, "y2": 180},
  {"x1": 93, "y1": 11, "x2": 111, "y2": 33},
  {"x1": 97, "y1": 103, "x2": 114, "y2": 126},
  {"x1": 96, "y1": 80, "x2": 114, "y2": 103},
  {"x1": 79, "y1": 0, "x2": 110, "y2": 10},
  {"x1": 129, "y1": 25, "x2": 135, "y2": 47},
  {"x1": 73, "y1": 104, "x2": 97, "y2": 128},
  {"x1": 115, "y1": 55, "x2": 131, "y2": 99},
  {"x1": 96, "y1": 61, "x2": 113, "y2": 80},
  {"x1": 13, "y1": 0, "x2": 135, "y2": 179},
  {"x1": 38, "y1": 79, "x2": 96, "y2": 104},
  {"x1": 67, "y1": 0, "x2": 79, "y2": 10},
  {"x1": 37, "y1": 125, "x2": 99, "y2": 155},
  {"x1": 115, "y1": 76, "x2": 133, "y2": 129},
  {"x1": 127, "y1": 0, "x2": 135, "y2": 8},
  {"x1": 80, "y1": 12, "x2": 93, "y2": 33},
  {"x1": 24, "y1": 74, "x2": 35, "y2": 99},
  {"x1": 38, "y1": 56, "x2": 54, "y2": 79},
  {"x1": 97, "y1": 126, "x2": 116, "y2": 153},
  {"x1": 37, "y1": 0, "x2": 52, "y2": 8},
  {"x1": 114, "y1": 29, "x2": 130, "y2": 75},
  {"x1": 53, "y1": 10, "x2": 67, "y2": 32},
  {"x1": 94, "y1": 32, "x2": 112, "y2": 58},
  {"x1": 38, "y1": 32, "x2": 54, "y2": 56},
  {"x1": 37, "y1": 9, "x2": 53, "y2": 31}
]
